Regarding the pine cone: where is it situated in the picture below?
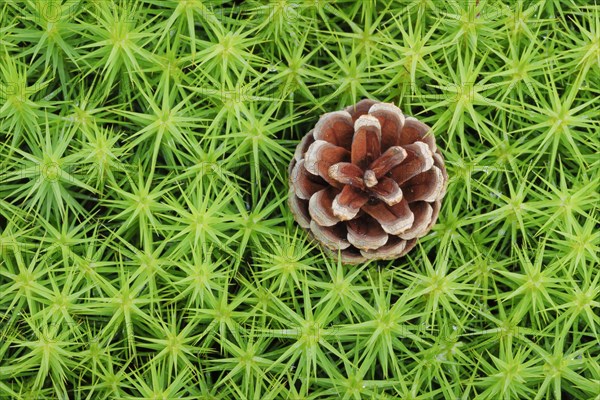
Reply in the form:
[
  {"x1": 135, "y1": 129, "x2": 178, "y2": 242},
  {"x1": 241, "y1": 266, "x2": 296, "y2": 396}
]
[{"x1": 288, "y1": 99, "x2": 448, "y2": 264}]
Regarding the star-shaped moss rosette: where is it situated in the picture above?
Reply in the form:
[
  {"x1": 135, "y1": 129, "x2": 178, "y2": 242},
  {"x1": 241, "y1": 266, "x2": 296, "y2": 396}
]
[{"x1": 288, "y1": 99, "x2": 448, "y2": 263}]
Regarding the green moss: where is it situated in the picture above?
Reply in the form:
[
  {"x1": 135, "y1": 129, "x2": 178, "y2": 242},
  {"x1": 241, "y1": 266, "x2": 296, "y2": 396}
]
[{"x1": 0, "y1": 1, "x2": 598, "y2": 398}]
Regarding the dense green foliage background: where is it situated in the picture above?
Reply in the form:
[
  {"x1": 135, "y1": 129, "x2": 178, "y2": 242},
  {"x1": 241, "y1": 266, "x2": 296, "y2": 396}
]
[{"x1": 0, "y1": 0, "x2": 599, "y2": 398}]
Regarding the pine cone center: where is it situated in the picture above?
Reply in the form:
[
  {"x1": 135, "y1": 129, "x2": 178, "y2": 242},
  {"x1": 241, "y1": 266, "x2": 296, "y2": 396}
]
[{"x1": 363, "y1": 170, "x2": 378, "y2": 188}]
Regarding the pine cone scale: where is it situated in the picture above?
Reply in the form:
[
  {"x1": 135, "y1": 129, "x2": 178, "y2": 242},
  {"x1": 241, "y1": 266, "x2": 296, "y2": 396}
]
[
  {"x1": 404, "y1": 167, "x2": 444, "y2": 203},
  {"x1": 313, "y1": 111, "x2": 354, "y2": 149},
  {"x1": 345, "y1": 99, "x2": 378, "y2": 122},
  {"x1": 369, "y1": 177, "x2": 403, "y2": 206},
  {"x1": 369, "y1": 103, "x2": 406, "y2": 149},
  {"x1": 328, "y1": 162, "x2": 365, "y2": 188},
  {"x1": 369, "y1": 146, "x2": 407, "y2": 178},
  {"x1": 310, "y1": 221, "x2": 350, "y2": 250},
  {"x1": 293, "y1": 130, "x2": 315, "y2": 165},
  {"x1": 347, "y1": 216, "x2": 388, "y2": 250},
  {"x1": 399, "y1": 117, "x2": 437, "y2": 151},
  {"x1": 291, "y1": 160, "x2": 326, "y2": 200},
  {"x1": 390, "y1": 142, "x2": 434, "y2": 185},
  {"x1": 351, "y1": 115, "x2": 382, "y2": 169},
  {"x1": 362, "y1": 200, "x2": 414, "y2": 236},
  {"x1": 288, "y1": 193, "x2": 310, "y2": 229},
  {"x1": 363, "y1": 236, "x2": 406, "y2": 259},
  {"x1": 331, "y1": 186, "x2": 367, "y2": 221},
  {"x1": 399, "y1": 202, "x2": 433, "y2": 240},
  {"x1": 304, "y1": 140, "x2": 349, "y2": 187},
  {"x1": 308, "y1": 188, "x2": 340, "y2": 227}
]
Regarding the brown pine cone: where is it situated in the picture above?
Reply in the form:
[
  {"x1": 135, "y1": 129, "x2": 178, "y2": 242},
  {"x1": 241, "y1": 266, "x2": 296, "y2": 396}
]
[{"x1": 288, "y1": 99, "x2": 448, "y2": 264}]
